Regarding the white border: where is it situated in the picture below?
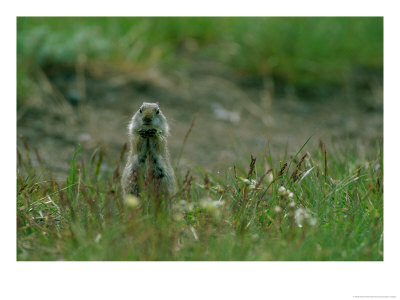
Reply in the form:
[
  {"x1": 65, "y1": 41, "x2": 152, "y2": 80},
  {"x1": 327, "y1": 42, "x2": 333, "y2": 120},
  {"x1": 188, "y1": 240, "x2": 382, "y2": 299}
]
[{"x1": 3, "y1": 1, "x2": 399, "y2": 299}]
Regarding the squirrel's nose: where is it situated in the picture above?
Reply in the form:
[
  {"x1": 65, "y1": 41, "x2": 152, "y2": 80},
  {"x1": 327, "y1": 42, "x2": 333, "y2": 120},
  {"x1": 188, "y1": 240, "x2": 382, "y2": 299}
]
[{"x1": 143, "y1": 116, "x2": 152, "y2": 123}]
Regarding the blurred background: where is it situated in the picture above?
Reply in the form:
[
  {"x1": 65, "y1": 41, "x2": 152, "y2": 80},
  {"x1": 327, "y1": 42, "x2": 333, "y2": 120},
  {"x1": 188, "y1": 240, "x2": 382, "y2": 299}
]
[{"x1": 17, "y1": 17, "x2": 383, "y2": 177}]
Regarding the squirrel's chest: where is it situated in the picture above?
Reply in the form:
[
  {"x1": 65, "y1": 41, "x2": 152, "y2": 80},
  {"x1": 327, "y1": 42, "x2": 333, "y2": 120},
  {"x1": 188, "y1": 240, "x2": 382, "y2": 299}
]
[
  {"x1": 142, "y1": 153, "x2": 158, "y2": 180},
  {"x1": 134, "y1": 137, "x2": 164, "y2": 182}
]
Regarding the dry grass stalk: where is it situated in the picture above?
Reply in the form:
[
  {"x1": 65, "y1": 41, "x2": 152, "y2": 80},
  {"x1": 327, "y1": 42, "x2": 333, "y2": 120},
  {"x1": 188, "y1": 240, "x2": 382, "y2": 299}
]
[
  {"x1": 204, "y1": 172, "x2": 210, "y2": 190},
  {"x1": 277, "y1": 162, "x2": 288, "y2": 177},
  {"x1": 169, "y1": 170, "x2": 191, "y2": 200},
  {"x1": 34, "y1": 148, "x2": 43, "y2": 167},
  {"x1": 175, "y1": 113, "x2": 197, "y2": 169},
  {"x1": 233, "y1": 164, "x2": 238, "y2": 179},
  {"x1": 17, "y1": 149, "x2": 23, "y2": 165},
  {"x1": 319, "y1": 140, "x2": 327, "y2": 180},
  {"x1": 20, "y1": 134, "x2": 30, "y2": 151},
  {"x1": 255, "y1": 168, "x2": 272, "y2": 190},
  {"x1": 22, "y1": 211, "x2": 56, "y2": 235},
  {"x1": 113, "y1": 143, "x2": 128, "y2": 180},
  {"x1": 291, "y1": 153, "x2": 308, "y2": 181},
  {"x1": 185, "y1": 175, "x2": 194, "y2": 200},
  {"x1": 247, "y1": 155, "x2": 256, "y2": 179}
]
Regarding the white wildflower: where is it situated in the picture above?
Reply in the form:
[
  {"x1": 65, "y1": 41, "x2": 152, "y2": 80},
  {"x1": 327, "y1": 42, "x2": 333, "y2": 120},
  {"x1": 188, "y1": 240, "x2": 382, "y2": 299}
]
[
  {"x1": 266, "y1": 172, "x2": 274, "y2": 184},
  {"x1": 274, "y1": 206, "x2": 282, "y2": 214},
  {"x1": 308, "y1": 217, "x2": 317, "y2": 227},
  {"x1": 200, "y1": 197, "x2": 224, "y2": 218},
  {"x1": 278, "y1": 186, "x2": 294, "y2": 200},
  {"x1": 294, "y1": 208, "x2": 310, "y2": 227},
  {"x1": 125, "y1": 195, "x2": 140, "y2": 209},
  {"x1": 294, "y1": 207, "x2": 317, "y2": 227},
  {"x1": 249, "y1": 179, "x2": 257, "y2": 190},
  {"x1": 278, "y1": 186, "x2": 287, "y2": 195}
]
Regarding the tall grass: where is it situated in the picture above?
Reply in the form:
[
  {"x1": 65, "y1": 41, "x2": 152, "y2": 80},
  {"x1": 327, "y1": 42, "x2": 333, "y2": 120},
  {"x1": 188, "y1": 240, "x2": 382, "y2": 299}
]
[
  {"x1": 17, "y1": 138, "x2": 383, "y2": 260},
  {"x1": 17, "y1": 17, "x2": 383, "y2": 87}
]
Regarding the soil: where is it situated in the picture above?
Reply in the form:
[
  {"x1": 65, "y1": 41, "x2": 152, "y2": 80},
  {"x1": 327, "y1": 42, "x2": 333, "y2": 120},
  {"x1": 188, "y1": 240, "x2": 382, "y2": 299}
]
[{"x1": 17, "y1": 59, "x2": 383, "y2": 179}]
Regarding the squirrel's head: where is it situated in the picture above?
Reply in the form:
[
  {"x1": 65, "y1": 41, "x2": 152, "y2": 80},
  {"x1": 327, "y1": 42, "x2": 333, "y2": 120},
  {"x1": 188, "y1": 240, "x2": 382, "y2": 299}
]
[
  {"x1": 129, "y1": 102, "x2": 169, "y2": 136},
  {"x1": 139, "y1": 102, "x2": 160, "y2": 125}
]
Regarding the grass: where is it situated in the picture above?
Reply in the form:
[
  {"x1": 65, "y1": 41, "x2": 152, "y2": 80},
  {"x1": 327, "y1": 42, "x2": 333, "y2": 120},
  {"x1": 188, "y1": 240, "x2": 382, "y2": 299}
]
[
  {"x1": 17, "y1": 17, "x2": 383, "y2": 96},
  {"x1": 17, "y1": 138, "x2": 383, "y2": 261}
]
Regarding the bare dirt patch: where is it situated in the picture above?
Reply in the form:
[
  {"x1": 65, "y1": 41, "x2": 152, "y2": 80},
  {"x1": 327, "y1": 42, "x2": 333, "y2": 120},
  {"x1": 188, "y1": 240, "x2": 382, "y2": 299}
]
[{"x1": 17, "y1": 60, "x2": 383, "y2": 178}]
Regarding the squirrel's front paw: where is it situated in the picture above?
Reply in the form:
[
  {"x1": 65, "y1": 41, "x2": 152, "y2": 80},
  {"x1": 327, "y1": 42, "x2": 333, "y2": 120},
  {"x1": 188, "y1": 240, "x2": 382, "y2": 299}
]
[
  {"x1": 138, "y1": 129, "x2": 148, "y2": 138},
  {"x1": 146, "y1": 129, "x2": 157, "y2": 137},
  {"x1": 138, "y1": 128, "x2": 157, "y2": 138}
]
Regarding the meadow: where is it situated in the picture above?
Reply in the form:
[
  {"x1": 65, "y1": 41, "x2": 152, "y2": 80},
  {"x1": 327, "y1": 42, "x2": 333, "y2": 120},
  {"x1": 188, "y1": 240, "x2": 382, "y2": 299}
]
[
  {"x1": 17, "y1": 17, "x2": 383, "y2": 99},
  {"x1": 17, "y1": 17, "x2": 383, "y2": 261},
  {"x1": 17, "y1": 137, "x2": 383, "y2": 260}
]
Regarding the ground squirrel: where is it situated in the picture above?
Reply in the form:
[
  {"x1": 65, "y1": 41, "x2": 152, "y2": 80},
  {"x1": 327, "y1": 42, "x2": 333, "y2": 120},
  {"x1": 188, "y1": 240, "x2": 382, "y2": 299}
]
[{"x1": 121, "y1": 102, "x2": 177, "y2": 197}]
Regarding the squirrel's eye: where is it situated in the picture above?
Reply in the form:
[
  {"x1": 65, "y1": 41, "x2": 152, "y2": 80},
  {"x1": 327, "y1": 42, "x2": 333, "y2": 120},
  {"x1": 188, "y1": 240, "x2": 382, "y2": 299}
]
[
  {"x1": 156, "y1": 109, "x2": 160, "y2": 114},
  {"x1": 139, "y1": 108, "x2": 142, "y2": 113}
]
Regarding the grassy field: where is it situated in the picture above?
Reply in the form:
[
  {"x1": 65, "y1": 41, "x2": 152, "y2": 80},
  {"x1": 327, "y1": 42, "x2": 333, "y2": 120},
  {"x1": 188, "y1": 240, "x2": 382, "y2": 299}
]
[
  {"x1": 16, "y1": 17, "x2": 383, "y2": 261},
  {"x1": 17, "y1": 17, "x2": 382, "y2": 97},
  {"x1": 17, "y1": 137, "x2": 383, "y2": 261}
]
